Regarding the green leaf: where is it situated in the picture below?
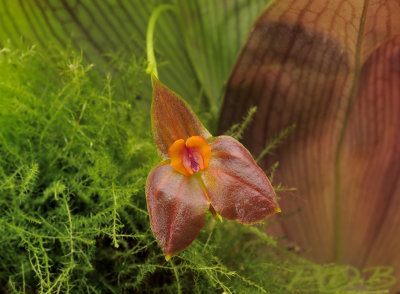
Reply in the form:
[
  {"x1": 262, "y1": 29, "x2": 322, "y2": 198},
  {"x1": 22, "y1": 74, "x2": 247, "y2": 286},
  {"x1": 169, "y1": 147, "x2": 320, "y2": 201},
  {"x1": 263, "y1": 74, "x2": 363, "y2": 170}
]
[
  {"x1": 0, "y1": 0, "x2": 271, "y2": 126},
  {"x1": 176, "y1": 0, "x2": 271, "y2": 114}
]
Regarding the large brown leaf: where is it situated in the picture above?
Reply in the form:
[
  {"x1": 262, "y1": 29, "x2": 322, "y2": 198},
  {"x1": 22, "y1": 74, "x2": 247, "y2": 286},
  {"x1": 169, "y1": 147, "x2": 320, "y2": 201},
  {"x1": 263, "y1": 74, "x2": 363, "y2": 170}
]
[{"x1": 219, "y1": 0, "x2": 400, "y2": 289}]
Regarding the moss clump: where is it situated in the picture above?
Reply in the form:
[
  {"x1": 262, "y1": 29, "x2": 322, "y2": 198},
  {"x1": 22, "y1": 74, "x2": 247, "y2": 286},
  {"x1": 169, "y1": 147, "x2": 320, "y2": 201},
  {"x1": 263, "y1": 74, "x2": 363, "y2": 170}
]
[
  {"x1": 0, "y1": 47, "x2": 394, "y2": 293},
  {"x1": 0, "y1": 45, "x2": 156, "y2": 293}
]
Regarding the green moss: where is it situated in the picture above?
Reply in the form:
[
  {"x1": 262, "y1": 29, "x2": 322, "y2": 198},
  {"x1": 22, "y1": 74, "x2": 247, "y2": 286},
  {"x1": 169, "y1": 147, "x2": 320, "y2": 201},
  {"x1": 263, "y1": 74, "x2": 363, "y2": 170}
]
[{"x1": 0, "y1": 47, "x2": 394, "y2": 293}]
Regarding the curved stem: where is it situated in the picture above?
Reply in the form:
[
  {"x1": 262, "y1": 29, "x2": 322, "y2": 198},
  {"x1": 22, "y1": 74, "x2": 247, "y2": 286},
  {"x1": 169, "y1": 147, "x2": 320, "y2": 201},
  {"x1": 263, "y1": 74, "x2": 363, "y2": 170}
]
[{"x1": 146, "y1": 4, "x2": 175, "y2": 78}]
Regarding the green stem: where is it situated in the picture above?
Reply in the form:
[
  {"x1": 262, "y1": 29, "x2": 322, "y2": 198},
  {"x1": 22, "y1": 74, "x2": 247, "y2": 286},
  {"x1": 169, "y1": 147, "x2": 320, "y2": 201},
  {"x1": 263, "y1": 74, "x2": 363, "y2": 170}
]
[{"x1": 146, "y1": 4, "x2": 175, "y2": 78}]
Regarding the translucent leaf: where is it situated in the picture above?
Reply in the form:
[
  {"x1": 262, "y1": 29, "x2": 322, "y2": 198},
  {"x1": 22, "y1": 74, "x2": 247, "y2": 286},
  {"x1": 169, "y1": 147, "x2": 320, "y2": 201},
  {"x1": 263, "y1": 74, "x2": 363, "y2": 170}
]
[
  {"x1": 176, "y1": 0, "x2": 271, "y2": 112},
  {"x1": 0, "y1": 0, "x2": 271, "y2": 112},
  {"x1": 219, "y1": 0, "x2": 400, "y2": 290}
]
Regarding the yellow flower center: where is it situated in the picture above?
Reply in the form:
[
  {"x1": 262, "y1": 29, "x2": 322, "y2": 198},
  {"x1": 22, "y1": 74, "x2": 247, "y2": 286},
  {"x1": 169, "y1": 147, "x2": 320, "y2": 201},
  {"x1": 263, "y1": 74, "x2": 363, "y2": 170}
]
[{"x1": 168, "y1": 136, "x2": 211, "y2": 176}]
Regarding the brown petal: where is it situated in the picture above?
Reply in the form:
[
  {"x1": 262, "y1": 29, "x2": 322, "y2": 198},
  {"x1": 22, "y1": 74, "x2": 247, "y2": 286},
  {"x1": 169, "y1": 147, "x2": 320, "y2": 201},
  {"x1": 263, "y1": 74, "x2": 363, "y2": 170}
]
[
  {"x1": 201, "y1": 136, "x2": 279, "y2": 224},
  {"x1": 218, "y1": 0, "x2": 400, "y2": 288},
  {"x1": 146, "y1": 162, "x2": 209, "y2": 258},
  {"x1": 152, "y1": 76, "x2": 211, "y2": 157}
]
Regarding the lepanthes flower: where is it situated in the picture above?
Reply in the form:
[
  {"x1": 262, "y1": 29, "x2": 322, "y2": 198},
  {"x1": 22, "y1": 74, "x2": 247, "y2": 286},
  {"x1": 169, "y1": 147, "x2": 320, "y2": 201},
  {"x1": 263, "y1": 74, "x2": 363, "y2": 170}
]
[{"x1": 146, "y1": 76, "x2": 280, "y2": 260}]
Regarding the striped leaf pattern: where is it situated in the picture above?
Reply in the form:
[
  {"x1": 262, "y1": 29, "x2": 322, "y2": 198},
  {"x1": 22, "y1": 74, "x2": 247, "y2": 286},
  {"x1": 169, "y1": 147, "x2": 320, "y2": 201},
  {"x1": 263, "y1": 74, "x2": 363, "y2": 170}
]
[
  {"x1": 0, "y1": 0, "x2": 270, "y2": 111},
  {"x1": 219, "y1": 0, "x2": 400, "y2": 291}
]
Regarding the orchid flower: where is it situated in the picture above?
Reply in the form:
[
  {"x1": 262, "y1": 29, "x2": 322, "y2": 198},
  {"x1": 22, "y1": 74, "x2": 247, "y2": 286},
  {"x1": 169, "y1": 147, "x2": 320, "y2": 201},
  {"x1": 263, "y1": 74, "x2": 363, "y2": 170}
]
[{"x1": 146, "y1": 76, "x2": 280, "y2": 260}]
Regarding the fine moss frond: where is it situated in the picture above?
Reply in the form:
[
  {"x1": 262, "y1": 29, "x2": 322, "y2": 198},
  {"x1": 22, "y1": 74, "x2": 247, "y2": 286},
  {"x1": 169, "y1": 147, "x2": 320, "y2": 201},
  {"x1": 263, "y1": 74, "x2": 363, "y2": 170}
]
[
  {"x1": 256, "y1": 124, "x2": 296, "y2": 163},
  {"x1": 225, "y1": 106, "x2": 257, "y2": 140}
]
